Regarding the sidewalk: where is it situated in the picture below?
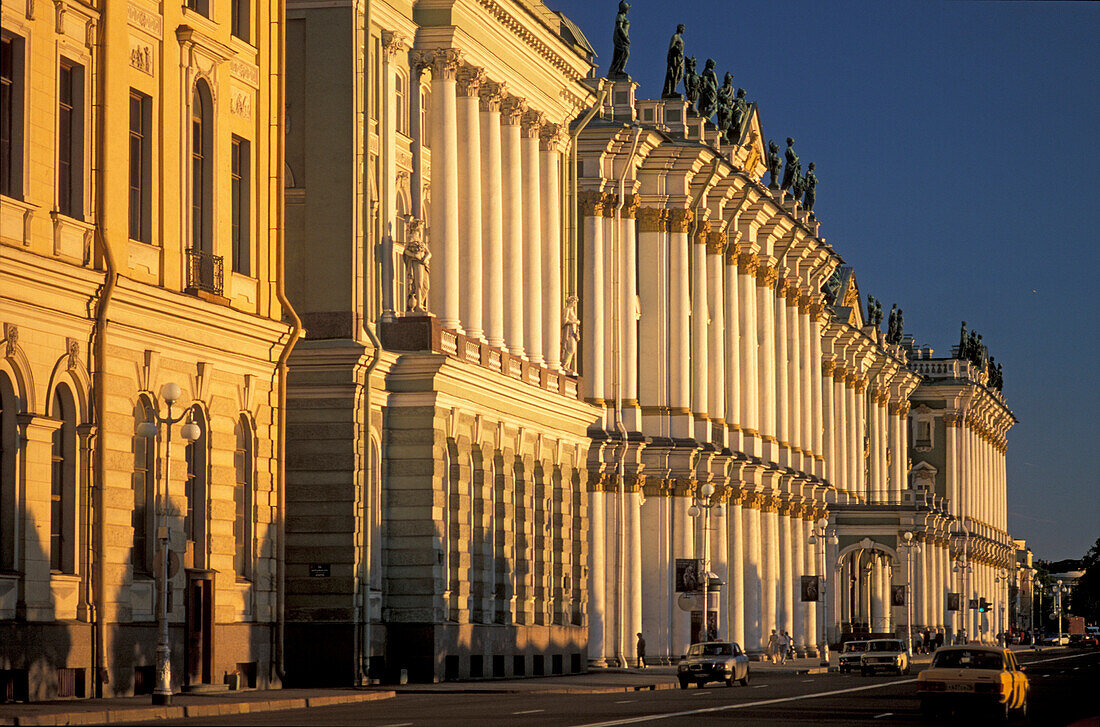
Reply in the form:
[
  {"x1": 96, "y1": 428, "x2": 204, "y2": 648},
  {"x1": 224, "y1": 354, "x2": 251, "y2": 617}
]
[{"x1": 0, "y1": 688, "x2": 395, "y2": 727}]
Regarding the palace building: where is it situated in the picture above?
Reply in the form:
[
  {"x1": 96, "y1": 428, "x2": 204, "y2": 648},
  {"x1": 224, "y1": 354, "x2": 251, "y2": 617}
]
[{"x1": 1, "y1": 0, "x2": 291, "y2": 700}]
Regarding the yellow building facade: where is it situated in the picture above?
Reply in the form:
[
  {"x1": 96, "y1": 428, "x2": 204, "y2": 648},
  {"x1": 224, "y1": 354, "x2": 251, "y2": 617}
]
[{"x1": 0, "y1": 0, "x2": 292, "y2": 699}]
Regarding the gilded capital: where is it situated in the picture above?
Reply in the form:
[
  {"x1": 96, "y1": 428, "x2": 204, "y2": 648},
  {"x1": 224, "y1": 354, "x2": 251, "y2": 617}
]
[
  {"x1": 798, "y1": 294, "x2": 813, "y2": 313},
  {"x1": 736, "y1": 252, "x2": 759, "y2": 275},
  {"x1": 667, "y1": 208, "x2": 694, "y2": 233},
  {"x1": 637, "y1": 206, "x2": 663, "y2": 231},
  {"x1": 706, "y1": 231, "x2": 727, "y2": 254},
  {"x1": 809, "y1": 301, "x2": 825, "y2": 321},
  {"x1": 621, "y1": 194, "x2": 640, "y2": 219},
  {"x1": 478, "y1": 80, "x2": 505, "y2": 112},
  {"x1": 579, "y1": 190, "x2": 604, "y2": 218},
  {"x1": 755, "y1": 263, "x2": 779, "y2": 289},
  {"x1": 821, "y1": 360, "x2": 835, "y2": 377},
  {"x1": 601, "y1": 192, "x2": 620, "y2": 218},
  {"x1": 692, "y1": 220, "x2": 712, "y2": 245},
  {"x1": 832, "y1": 364, "x2": 847, "y2": 382}
]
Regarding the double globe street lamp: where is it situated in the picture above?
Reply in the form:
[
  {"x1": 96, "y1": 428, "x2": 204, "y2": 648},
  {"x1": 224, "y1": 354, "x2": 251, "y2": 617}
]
[
  {"x1": 688, "y1": 483, "x2": 721, "y2": 641},
  {"x1": 900, "y1": 531, "x2": 922, "y2": 655},
  {"x1": 136, "y1": 382, "x2": 201, "y2": 705},
  {"x1": 807, "y1": 517, "x2": 837, "y2": 664}
]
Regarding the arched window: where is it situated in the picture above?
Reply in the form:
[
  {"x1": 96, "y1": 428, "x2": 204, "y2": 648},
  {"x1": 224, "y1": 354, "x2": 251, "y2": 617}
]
[
  {"x1": 50, "y1": 384, "x2": 77, "y2": 573},
  {"x1": 132, "y1": 396, "x2": 156, "y2": 576},
  {"x1": 0, "y1": 371, "x2": 19, "y2": 571},
  {"x1": 191, "y1": 80, "x2": 213, "y2": 254},
  {"x1": 233, "y1": 415, "x2": 253, "y2": 580},
  {"x1": 184, "y1": 405, "x2": 208, "y2": 569}
]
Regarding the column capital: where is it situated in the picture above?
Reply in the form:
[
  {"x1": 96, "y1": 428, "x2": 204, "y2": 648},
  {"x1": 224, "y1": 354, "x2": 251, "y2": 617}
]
[
  {"x1": 621, "y1": 194, "x2": 640, "y2": 219},
  {"x1": 783, "y1": 281, "x2": 800, "y2": 303},
  {"x1": 832, "y1": 364, "x2": 847, "y2": 382},
  {"x1": 798, "y1": 293, "x2": 814, "y2": 313},
  {"x1": 412, "y1": 48, "x2": 463, "y2": 80},
  {"x1": 478, "y1": 80, "x2": 506, "y2": 112},
  {"x1": 706, "y1": 230, "x2": 727, "y2": 254},
  {"x1": 521, "y1": 109, "x2": 545, "y2": 137},
  {"x1": 600, "y1": 192, "x2": 620, "y2": 217},
  {"x1": 637, "y1": 206, "x2": 663, "y2": 231},
  {"x1": 736, "y1": 251, "x2": 759, "y2": 275},
  {"x1": 667, "y1": 208, "x2": 694, "y2": 233},
  {"x1": 755, "y1": 262, "x2": 779, "y2": 289},
  {"x1": 692, "y1": 220, "x2": 712, "y2": 245},
  {"x1": 821, "y1": 359, "x2": 835, "y2": 377},
  {"x1": 539, "y1": 122, "x2": 566, "y2": 153},
  {"x1": 380, "y1": 30, "x2": 408, "y2": 60},
  {"x1": 579, "y1": 190, "x2": 605, "y2": 217},
  {"x1": 809, "y1": 301, "x2": 826, "y2": 321},
  {"x1": 500, "y1": 95, "x2": 527, "y2": 124},
  {"x1": 671, "y1": 477, "x2": 697, "y2": 497},
  {"x1": 944, "y1": 410, "x2": 963, "y2": 427},
  {"x1": 455, "y1": 64, "x2": 486, "y2": 96}
]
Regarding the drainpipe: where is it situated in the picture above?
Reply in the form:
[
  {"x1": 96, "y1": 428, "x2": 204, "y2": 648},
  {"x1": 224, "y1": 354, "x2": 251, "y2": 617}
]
[
  {"x1": 273, "y1": 0, "x2": 303, "y2": 685},
  {"x1": 359, "y1": 0, "x2": 381, "y2": 686},
  {"x1": 89, "y1": 1, "x2": 118, "y2": 696},
  {"x1": 568, "y1": 83, "x2": 609, "y2": 297}
]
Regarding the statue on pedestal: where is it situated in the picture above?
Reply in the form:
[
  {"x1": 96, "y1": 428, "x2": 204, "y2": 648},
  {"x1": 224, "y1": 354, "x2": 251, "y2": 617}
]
[
  {"x1": 561, "y1": 296, "x2": 581, "y2": 371},
  {"x1": 696, "y1": 59, "x2": 719, "y2": 119},
  {"x1": 791, "y1": 167, "x2": 806, "y2": 204},
  {"x1": 661, "y1": 24, "x2": 685, "y2": 99},
  {"x1": 874, "y1": 299, "x2": 883, "y2": 327},
  {"x1": 781, "y1": 137, "x2": 799, "y2": 192},
  {"x1": 958, "y1": 321, "x2": 968, "y2": 358},
  {"x1": 684, "y1": 56, "x2": 700, "y2": 111},
  {"x1": 896, "y1": 308, "x2": 905, "y2": 343},
  {"x1": 766, "y1": 140, "x2": 782, "y2": 188},
  {"x1": 866, "y1": 295, "x2": 877, "y2": 325},
  {"x1": 802, "y1": 162, "x2": 817, "y2": 214},
  {"x1": 403, "y1": 218, "x2": 431, "y2": 313},
  {"x1": 608, "y1": 1, "x2": 631, "y2": 79},
  {"x1": 886, "y1": 304, "x2": 898, "y2": 343},
  {"x1": 729, "y1": 88, "x2": 748, "y2": 143},
  {"x1": 716, "y1": 73, "x2": 734, "y2": 136}
]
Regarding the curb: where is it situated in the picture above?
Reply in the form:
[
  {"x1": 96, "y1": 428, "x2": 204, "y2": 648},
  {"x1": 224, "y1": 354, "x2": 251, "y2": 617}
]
[
  {"x1": 3, "y1": 691, "x2": 395, "y2": 726},
  {"x1": 393, "y1": 683, "x2": 677, "y2": 695}
]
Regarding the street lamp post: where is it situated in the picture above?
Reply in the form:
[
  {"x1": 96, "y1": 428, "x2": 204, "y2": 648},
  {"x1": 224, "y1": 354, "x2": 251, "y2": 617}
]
[
  {"x1": 900, "y1": 531, "x2": 921, "y2": 656},
  {"x1": 688, "y1": 483, "x2": 720, "y2": 642},
  {"x1": 1051, "y1": 580, "x2": 1068, "y2": 643},
  {"x1": 994, "y1": 568, "x2": 1008, "y2": 643},
  {"x1": 136, "y1": 382, "x2": 201, "y2": 705},
  {"x1": 808, "y1": 517, "x2": 838, "y2": 665}
]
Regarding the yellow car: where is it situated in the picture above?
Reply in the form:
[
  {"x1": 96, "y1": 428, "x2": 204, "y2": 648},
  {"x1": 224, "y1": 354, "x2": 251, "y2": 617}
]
[{"x1": 916, "y1": 645, "x2": 1028, "y2": 722}]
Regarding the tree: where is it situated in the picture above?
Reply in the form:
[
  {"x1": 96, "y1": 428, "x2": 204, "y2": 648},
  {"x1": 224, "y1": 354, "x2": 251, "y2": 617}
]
[{"x1": 1073, "y1": 537, "x2": 1100, "y2": 623}]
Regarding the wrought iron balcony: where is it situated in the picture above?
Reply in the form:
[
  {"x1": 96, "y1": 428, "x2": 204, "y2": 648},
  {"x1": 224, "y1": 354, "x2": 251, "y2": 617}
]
[{"x1": 186, "y1": 248, "x2": 224, "y2": 296}]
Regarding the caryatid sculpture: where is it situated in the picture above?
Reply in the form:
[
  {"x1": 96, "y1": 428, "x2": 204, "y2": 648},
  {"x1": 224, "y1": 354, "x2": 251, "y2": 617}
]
[
  {"x1": 781, "y1": 137, "x2": 800, "y2": 192},
  {"x1": 561, "y1": 296, "x2": 581, "y2": 371},
  {"x1": 766, "y1": 140, "x2": 782, "y2": 188},
  {"x1": 696, "y1": 59, "x2": 719, "y2": 119},
  {"x1": 661, "y1": 24, "x2": 685, "y2": 98},
  {"x1": 684, "y1": 56, "x2": 700, "y2": 110},
  {"x1": 608, "y1": 1, "x2": 631, "y2": 79},
  {"x1": 716, "y1": 73, "x2": 734, "y2": 135},
  {"x1": 403, "y1": 217, "x2": 431, "y2": 313},
  {"x1": 802, "y1": 162, "x2": 817, "y2": 214},
  {"x1": 729, "y1": 88, "x2": 748, "y2": 143}
]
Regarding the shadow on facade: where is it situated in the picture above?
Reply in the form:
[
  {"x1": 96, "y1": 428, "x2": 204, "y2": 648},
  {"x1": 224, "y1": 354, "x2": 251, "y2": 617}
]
[{"x1": 0, "y1": 514, "x2": 72, "y2": 702}]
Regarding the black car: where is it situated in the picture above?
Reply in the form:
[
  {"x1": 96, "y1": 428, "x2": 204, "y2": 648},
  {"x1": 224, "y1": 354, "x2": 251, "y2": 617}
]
[{"x1": 677, "y1": 641, "x2": 750, "y2": 689}]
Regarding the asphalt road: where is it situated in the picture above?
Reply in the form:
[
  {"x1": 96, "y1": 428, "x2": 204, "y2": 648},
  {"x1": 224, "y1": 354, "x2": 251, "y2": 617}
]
[{"x1": 146, "y1": 649, "x2": 1100, "y2": 727}]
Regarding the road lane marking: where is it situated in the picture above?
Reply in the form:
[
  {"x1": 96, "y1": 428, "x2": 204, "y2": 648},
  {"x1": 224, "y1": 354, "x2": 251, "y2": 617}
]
[
  {"x1": 379, "y1": 723, "x2": 413, "y2": 727},
  {"x1": 751, "y1": 684, "x2": 768, "y2": 688},
  {"x1": 801, "y1": 679, "x2": 814, "y2": 683},
  {"x1": 615, "y1": 700, "x2": 635, "y2": 704},
  {"x1": 571, "y1": 678, "x2": 919, "y2": 727},
  {"x1": 873, "y1": 714, "x2": 893, "y2": 719},
  {"x1": 514, "y1": 709, "x2": 545, "y2": 714}
]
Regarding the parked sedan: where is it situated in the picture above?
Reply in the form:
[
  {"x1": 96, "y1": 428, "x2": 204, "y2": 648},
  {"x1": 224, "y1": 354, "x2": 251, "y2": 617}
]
[
  {"x1": 838, "y1": 640, "x2": 868, "y2": 673},
  {"x1": 1042, "y1": 632, "x2": 1069, "y2": 646},
  {"x1": 860, "y1": 639, "x2": 910, "y2": 676},
  {"x1": 916, "y1": 645, "x2": 1028, "y2": 721},
  {"x1": 677, "y1": 641, "x2": 750, "y2": 689}
]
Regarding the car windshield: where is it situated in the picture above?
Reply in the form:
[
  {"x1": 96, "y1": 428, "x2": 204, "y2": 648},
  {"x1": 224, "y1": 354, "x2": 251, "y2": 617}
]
[
  {"x1": 932, "y1": 650, "x2": 1006, "y2": 670},
  {"x1": 843, "y1": 642, "x2": 867, "y2": 653},
  {"x1": 868, "y1": 641, "x2": 903, "y2": 652},
  {"x1": 690, "y1": 643, "x2": 732, "y2": 656}
]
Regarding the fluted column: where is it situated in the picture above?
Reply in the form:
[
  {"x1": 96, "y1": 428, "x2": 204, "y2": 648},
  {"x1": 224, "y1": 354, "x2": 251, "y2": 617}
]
[
  {"x1": 757, "y1": 263, "x2": 779, "y2": 461},
  {"x1": 520, "y1": 110, "x2": 544, "y2": 363},
  {"x1": 691, "y1": 222, "x2": 710, "y2": 441},
  {"x1": 421, "y1": 49, "x2": 462, "y2": 330},
  {"x1": 706, "y1": 231, "x2": 727, "y2": 443},
  {"x1": 785, "y1": 287, "x2": 801, "y2": 469},
  {"x1": 580, "y1": 191, "x2": 605, "y2": 404},
  {"x1": 774, "y1": 283, "x2": 790, "y2": 465},
  {"x1": 620, "y1": 196, "x2": 639, "y2": 427},
  {"x1": 479, "y1": 82, "x2": 505, "y2": 348},
  {"x1": 728, "y1": 493, "x2": 746, "y2": 647},
  {"x1": 799, "y1": 297, "x2": 815, "y2": 472},
  {"x1": 723, "y1": 248, "x2": 741, "y2": 450},
  {"x1": 744, "y1": 496, "x2": 764, "y2": 654},
  {"x1": 588, "y1": 484, "x2": 606, "y2": 665},
  {"x1": 737, "y1": 253, "x2": 760, "y2": 457},
  {"x1": 669, "y1": 209, "x2": 693, "y2": 439},
  {"x1": 791, "y1": 507, "x2": 806, "y2": 652},
  {"x1": 540, "y1": 123, "x2": 564, "y2": 370},
  {"x1": 380, "y1": 32, "x2": 404, "y2": 318},
  {"x1": 779, "y1": 503, "x2": 794, "y2": 639},
  {"x1": 456, "y1": 65, "x2": 486, "y2": 339},
  {"x1": 500, "y1": 96, "x2": 526, "y2": 355}
]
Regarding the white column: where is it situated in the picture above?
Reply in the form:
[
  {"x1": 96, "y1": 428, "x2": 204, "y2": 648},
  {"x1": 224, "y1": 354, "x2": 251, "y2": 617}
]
[
  {"x1": 800, "y1": 298, "x2": 815, "y2": 473},
  {"x1": 424, "y1": 49, "x2": 462, "y2": 331},
  {"x1": 621, "y1": 200, "x2": 639, "y2": 426},
  {"x1": 724, "y1": 252, "x2": 741, "y2": 450},
  {"x1": 786, "y1": 290, "x2": 802, "y2": 469},
  {"x1": 380, "y1": 34, "x2": 400, "y2": 318},
  {"x1": 791, "y1": 509, "x2": 806, "y2": 652},
  {"x1": 691, "y1": 223, "x2": 710, "y2": 441},
  {"x1": 821, "y1": 361, "x2": 835, "y2": 484},
  {"x1": 456, "y1": 65, "x2": 485, "y2": 339},
  {"x1": 738, "y1": 255, "x2": 760, "y2": 457},
  {"x1": 803, "y1": 516, "x2": 817, "y2": 654},
  {"x1": 637, "y1": 207, "x2": 666, "y2": 437},
  {"x1": 870, "y1": 556, "x2": 884, "y2": 632},
  {"x1": 627, "y1": 490, "x2": 643, "y2": 658},
  {"x1": 588, "y1": 487, "x2": 606, "y2": 665},
  {"x1": 580, "y1": 192, "x2": 604, "y2": 403},
  {"x1": 774, "y1": 284, "x2": 790, "y2": 464},
  {"x1": 540, "y1": 124, "x2": 563, "y2": 370},
  {"x1": 669, "y1": 210, "x2": 693, "y2": 439},
  {"x1": 714, "y1": 499, "x2": 728, "y2": 639},
  {"x1": 763, "y1": 500, "x2": 780, "y2": 645},
  {"x1": 500, "y1": 97, "x2": 526, "y2": 356},
  {"x1": 744, "y1": 497, "x2": 764, "y2": 655},
  {"x1": 707, "y1": 233, "x2": 726, "y2": 443},
  {"x1": 520, "y1": 111, "x2": 544, "y2": 363},
  {"x1": 779, "y1": 505, "x2": 794, "y2": 640},
  {"x1": 479, "y1": 82, "x2": 505, "y2": 349},
  {"x1": 920, "y1": 536, "x2": 931, "y2": 627},
  {"x1": 729, "y1": 495, "x2": 746, "y2": 647},
  {"x1": 757, "y1": 264, "x2": 778, "y2": 461},
  {"x1": 673, "y1": 493, "x2": 692, "y2": 656}
]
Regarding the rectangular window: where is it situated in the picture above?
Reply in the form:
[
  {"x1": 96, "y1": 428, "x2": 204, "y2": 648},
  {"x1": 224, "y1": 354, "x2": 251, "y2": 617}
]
[
  {"x1": 191, "y1": 109, "x2": 205, "y2": 250},
  {"x1": 231, "y1": 136, "x2": 251, "y2": 275},
  {"x1": 50, "y1": 428, "x2": 64, "y2": 571},
  {"x1": 231, "y1": 0, "x2": 250, "y2": 42},
  {"x1": 128, "y1": 91, "x2": 152, "y2": 242},
  {"x1": 58, "y1": 59, "x2": 84, "y2": 219},
  {"x1": 1, "y1": 33, "x2": 26, "y2": 199},
  {"x1": 186, "y1": 0, "x2": 210, "y2": 17}
]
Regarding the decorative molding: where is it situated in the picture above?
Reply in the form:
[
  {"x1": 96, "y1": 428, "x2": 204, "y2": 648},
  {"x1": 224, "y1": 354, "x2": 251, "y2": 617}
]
[
  {"x1": 129, "y1": 36, "x2": 154, "y2": 75},
  {"x1": 229, "y1": 86, "x2": 252, "y2": 120},
  {"x1": 229, "y1": 58, "x2": 260, "y2": 89},
  {"x1": 412, "y1": 48, "x2": 462, "y2": 81},
  {"x1": 127, "y1": 2, "x2": 163, "y2": 38},
  {"x1": 380, "y1": 30, "x2": 407, "y2": 60},
  {"x1": 472, "y1": 0, "x2": 586, "y2": 83}
]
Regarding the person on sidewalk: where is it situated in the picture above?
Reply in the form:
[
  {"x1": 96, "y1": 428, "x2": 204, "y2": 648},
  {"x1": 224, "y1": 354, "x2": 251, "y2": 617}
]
[
  {"x1": 767, "y1": 629, "x2": 779, "y2": 664},
  {"x1": 636, "y1": 632, "x2": 647, "y2": 669},
  {"x1": 778, "y1": 630, "x2": 789, "y2": 665}
]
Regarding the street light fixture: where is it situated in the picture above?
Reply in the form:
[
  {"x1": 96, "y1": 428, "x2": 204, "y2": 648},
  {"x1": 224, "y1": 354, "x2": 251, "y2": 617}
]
[
  {"x1": 137, "y1": 382, "x2": 201, "y2": 705},
  {"x1": 808, "y1": 516, "x2": 838, "y2": 665},
  {"x1": 1051, "y1": 580, "x2": 1069, "y2": 644},
  {"x1": 994, "y1": 568, "x2": 1008, "y2": 642},
  {"x1": 688, "y1": 483, "x2": 720, "y2": 641},
  {"x1": 899, "y1": 531, "x2": 921, "y2": 656}
]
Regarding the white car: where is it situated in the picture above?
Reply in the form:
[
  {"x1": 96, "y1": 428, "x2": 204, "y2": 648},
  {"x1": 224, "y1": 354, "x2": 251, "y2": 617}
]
[
  {"x1": 860, "y1": 638, "x2": 910, "y2": 676},
  {"x1": 1042, "y1": 633, "x2": 1069, "y2": 645}
]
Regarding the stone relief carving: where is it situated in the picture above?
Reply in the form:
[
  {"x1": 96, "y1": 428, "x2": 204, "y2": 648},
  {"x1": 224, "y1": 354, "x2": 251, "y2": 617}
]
[
  {"x1": 560, "y1": 296, "x2": 580, "y2": 371},
  {"x1": 403, "y1": 218, "x2": 430, "y2": 313}
]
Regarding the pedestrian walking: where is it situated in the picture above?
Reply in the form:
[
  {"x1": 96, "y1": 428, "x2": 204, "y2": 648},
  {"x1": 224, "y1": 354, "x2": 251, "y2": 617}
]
[
  {"x1": 778, "y1": 630, "x2": 790, "y2": 664},
  {"x1": 767, "y1": 629, "x2": 779, "y2": 664},
  {"x1": 636, "y1": 632, "x2": 646, "y2": 669}
]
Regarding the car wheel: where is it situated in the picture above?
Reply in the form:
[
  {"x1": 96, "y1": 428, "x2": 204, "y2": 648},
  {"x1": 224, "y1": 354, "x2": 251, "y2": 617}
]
[
  {"x1": 1018, "y1": 696, "x2": 1028, "y2": 721},
  {"x1": 679, "y1": 678, "x2": 689, "y2": 690},
  {"x1": 903, "y1": 664, "x2": 911, "y2": 676},
  {"x1": 997, "y1": 699, "x2": 1011, "y2": 723},
  {"x1": 739, "y1": 671, "x2": 750, "y2": 687},
  {"x1": 725, "y1": 676, "x2": 734, "y2": 687}
]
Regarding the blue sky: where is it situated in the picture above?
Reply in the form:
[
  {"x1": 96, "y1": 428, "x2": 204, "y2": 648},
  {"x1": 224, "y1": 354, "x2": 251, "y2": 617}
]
[{"x1": 549, "y1": 0, "x2": 1100, "y2": 560}]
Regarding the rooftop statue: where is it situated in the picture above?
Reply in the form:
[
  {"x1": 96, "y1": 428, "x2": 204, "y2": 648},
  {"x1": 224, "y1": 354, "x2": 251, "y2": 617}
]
[
  {"x1": 696, "y1": 59, "x2": 719, "y2": 119},
  {"x1": 896, "y1": 308, "x2": 905, "y2": 343},
  {"x1": 766, "y1": 140, "x2": 782, "y2": 188},
  {"x1": 661, "y1": 24, "x2": 685, "y2": 99},
  {"x1": 887, "y1": 303, "x2": 898, "y2": 343},
  {"x1": 781, "y1": 137, "x2": 799, "y2": 192},
  {"x1": 803, "y1": 162, "x2": 817, "y2": 214},
  {"x1": 791, "y1": 167, "x2": 806, "y2": 205},
  {"x1": 684, "y1": 56, "x2": 700, "y2": 111},
  {"x1": 729, "y1": 88, "x2": 748, "y2": 143},
  {"x1": 716, "y1": 73, "x2": 734, "y2": 135},
  {"x1": 608, "y1": 1, "x2": 631, "y2": 79},
  {"x1": 874, "y1": 299, "x2": 883, "y2": 327},
  {"x1": 958, "y1": 320, "x2": 968, "y2": 358},
  {"x1": 866, "y1": 295, "x2": 877, "y2": 325}
]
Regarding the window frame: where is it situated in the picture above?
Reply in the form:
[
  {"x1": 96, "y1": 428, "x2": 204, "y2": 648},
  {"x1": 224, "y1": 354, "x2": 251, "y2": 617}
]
[
  {"x1": 128, "y1": 90, "x2": 153, "y2": 243},
  {"x1": 230, "y1": 135, "x2": 251, "y2": 275},
  {"x1": 191, "y1": 80, "x2": 213, "y2": 254},
  {"x1": 57, "y1": 58, "x2": 85, "y2": 220},
  {"x1": 184, "y1": 405, "x2": 208, "y2": 569},
  {"x1": 132, "y1": 396, "x2": 156, "y2": 577},
  {"x1": 232, "y1": 415, "x2": 253, "y2": 581},
  {"x1": 231, "y1": 0, "x2": 251, "y2": 43},
  {"x1": 50, "y1": 385, "x2": 78, "y2": 574},
  {"x1": 1, "y1": 32, "x2": 26, "y2": 200},
  {"x1": 0, "y1": 371, "x2": 19, "y2": 571}
]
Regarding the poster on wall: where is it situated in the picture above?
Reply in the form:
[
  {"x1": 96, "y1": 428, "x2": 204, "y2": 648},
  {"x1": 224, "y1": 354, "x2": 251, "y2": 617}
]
[
  {"x1": 947, "y1": 592, "x2": 960, "y2": 611},
  {"x1": 675, "y1": 558, "x2": 702, "y2": 592},
  {"x1": 800, "y1": 575, "x2": 819, "y2": 602},
  {"x1": 891, "y1": 585, "x2": 907, "y2": 607}
]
